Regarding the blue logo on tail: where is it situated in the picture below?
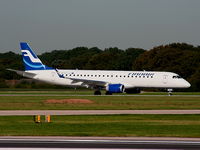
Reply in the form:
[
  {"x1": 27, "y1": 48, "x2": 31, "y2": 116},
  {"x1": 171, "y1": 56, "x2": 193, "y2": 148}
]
[{"x1": 20, "y1": 42, "x2": 53, "y2": 70}]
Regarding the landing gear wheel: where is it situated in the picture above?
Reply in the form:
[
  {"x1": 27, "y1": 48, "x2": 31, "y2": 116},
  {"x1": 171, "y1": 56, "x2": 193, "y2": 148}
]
[
  {"x1": 105, "y1": 91, "x2": 112, "y2": 95},
  {"x1": 94, "y1": 90, "x2": 101, "y2": 95},
  {"x1": 168, "y1": 93, "x2": 172, "y2": 96},
  {"x1": 167, "y1": 89, "x2": 173, "y2": 96}
]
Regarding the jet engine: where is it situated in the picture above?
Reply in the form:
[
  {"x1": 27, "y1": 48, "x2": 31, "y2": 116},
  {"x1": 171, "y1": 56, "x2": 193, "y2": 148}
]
[{"x1": 106, "y1": 84, "x2": 124, "y2": 93}]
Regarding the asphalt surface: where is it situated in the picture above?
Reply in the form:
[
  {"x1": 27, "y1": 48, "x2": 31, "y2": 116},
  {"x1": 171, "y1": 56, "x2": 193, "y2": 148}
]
[
  {"x1": 0, "y1": 94, "x2": 200, "y2": 97},
  {"x1": 1, "y1": 137, "x2": 200, "y2": 149},
  {"x1": 1, "y1": 110, "x2": 200, "y2": 115}
]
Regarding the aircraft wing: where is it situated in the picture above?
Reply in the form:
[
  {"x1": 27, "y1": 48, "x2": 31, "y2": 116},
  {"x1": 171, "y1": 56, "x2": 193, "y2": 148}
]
[
  {"x1": 68, "y1": 77, "x2": 107, "y2": 87},
  {"x1": 55, "y1": 69, "x2": 107, "y2": 88},
  {"x1": 7, "y1": 69, "x2": 36, "y2": 78}
]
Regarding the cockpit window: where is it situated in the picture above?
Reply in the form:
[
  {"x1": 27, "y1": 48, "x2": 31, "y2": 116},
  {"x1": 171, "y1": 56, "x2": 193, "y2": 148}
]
[{"x1": 172, "y1": 76, "x2": 182, "y2": 79}]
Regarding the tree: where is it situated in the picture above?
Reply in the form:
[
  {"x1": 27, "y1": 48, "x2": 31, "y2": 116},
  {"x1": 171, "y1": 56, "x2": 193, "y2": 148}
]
[{"x1": 134, "y1": 43, "x2": 200, "y2": 91}]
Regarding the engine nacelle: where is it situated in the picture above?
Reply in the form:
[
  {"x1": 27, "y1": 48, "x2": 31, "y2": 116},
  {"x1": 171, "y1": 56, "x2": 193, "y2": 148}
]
[{"x1": 106, "y1": 84, "x2": 124, "y2": 93}]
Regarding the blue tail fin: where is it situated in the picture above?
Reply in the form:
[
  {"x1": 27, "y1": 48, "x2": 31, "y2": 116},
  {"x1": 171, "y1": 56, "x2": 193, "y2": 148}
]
[{"x1": 20, "y1": 42, "x2": 53, "y2": 70}]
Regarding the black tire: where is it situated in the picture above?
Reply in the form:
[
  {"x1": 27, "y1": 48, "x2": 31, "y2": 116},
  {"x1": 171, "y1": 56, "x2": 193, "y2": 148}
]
[
  {"x1": 125, "y1": 88, "x2": 141, "y2": 94},
  {"x1": 168, "y1": 93, "x2": 172, "y2": 96},
  {"x1": 105, "y1": 91, "x2": 112, "y2": 95},
  {"x1": 94, "y1": 90, "x2": 101, "y2": 95}
]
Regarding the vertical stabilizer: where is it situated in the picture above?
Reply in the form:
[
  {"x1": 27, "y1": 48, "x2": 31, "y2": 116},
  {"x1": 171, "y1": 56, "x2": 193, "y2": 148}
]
[{"x1": 20, "y1": 42, "x2": 53, "y2": 70}]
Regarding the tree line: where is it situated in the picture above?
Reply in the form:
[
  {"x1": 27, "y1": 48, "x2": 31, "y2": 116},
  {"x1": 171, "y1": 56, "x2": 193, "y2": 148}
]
[{"x1": 0, "y1": 43, "x2": 199, "y2": 91}]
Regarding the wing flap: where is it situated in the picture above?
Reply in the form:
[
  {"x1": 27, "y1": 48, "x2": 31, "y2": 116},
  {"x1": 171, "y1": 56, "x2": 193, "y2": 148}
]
[{"x1": 69, "y1": 77, "x2": 107, "y2": 87}]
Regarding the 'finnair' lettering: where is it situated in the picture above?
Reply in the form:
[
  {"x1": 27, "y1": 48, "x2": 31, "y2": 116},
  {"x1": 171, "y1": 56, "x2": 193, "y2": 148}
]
[
  {"x1": 22, "y1": 50, "x2": 42, "y2": 63},
  {"x1": 128, "y1": 73, "x2": 155, "y2": 76}
]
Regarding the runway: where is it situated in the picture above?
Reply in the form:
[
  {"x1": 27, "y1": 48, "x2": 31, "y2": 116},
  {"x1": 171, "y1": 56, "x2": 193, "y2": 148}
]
[
  {"x1": 0, "y1": 94, "x2": 200, "y2": 97},
  {"x1": 0, "y1": 137, "x2": 200, "y2": 149},
  {"x1": 1, "y1": 110, "x2": 200, "y2": 115}
]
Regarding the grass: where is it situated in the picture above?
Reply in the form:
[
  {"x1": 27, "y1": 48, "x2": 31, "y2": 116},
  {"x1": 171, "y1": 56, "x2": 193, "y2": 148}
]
[
  {"x1": 0, "y1": 114, "x2": 200, "y2": 137},
  {"x1": 0, "y1": 94, "x2": 199, "y2": 110},
  {"x1": 0, "y1": 90, "x2": 199, "y2": 137}
]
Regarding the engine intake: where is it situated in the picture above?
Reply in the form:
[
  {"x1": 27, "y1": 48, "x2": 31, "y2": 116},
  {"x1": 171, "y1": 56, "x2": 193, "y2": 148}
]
[{"x1": 106, "y1": 84, "x2": 124, "y2": 93}]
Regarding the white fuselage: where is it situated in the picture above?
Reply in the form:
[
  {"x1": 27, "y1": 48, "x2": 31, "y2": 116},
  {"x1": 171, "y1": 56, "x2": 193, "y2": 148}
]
[{"x1": 27, "y1": 69, "x2": 191, "y2": 89}]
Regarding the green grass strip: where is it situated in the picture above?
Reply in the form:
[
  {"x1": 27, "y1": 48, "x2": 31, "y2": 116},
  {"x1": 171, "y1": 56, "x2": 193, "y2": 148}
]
[
  {"x1": 0, "y1": 114, "x2": 200, "y2": 137},
  {"x1": 0, "y1": 95, "x2": 199, "y2": 110}
]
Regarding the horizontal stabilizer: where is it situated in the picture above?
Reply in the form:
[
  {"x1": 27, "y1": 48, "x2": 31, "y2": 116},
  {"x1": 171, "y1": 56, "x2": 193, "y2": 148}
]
[{"x1": 7, "y1": 69, "x2": 36, "y2": 78}]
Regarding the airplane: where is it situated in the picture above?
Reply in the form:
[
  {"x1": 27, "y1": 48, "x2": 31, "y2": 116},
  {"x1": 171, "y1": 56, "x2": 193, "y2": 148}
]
[{"x1": 8, "y1": 42, "x2": 191, "y2": 95}]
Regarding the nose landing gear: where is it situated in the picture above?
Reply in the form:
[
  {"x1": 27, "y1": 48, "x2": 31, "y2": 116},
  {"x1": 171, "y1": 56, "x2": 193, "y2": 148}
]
[{"x1": 167, "y1": 89, "x2": 173, "y2": 96}]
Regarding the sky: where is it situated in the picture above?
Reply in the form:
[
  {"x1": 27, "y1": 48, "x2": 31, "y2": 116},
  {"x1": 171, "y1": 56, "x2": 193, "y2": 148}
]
[{"x1": 0, "y1": 0, "x2": 200, "y2": 54}]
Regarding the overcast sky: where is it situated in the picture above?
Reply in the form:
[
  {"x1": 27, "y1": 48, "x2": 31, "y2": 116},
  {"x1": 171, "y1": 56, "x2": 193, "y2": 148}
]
[{"x1": 0, "y1": 0, "x2": 200, "y2": 54}]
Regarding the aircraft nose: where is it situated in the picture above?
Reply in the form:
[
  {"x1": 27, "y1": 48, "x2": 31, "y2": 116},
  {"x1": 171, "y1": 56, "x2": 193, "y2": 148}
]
[{"x1": 184, "y1": 81, "x2": 191, "y2": 88}]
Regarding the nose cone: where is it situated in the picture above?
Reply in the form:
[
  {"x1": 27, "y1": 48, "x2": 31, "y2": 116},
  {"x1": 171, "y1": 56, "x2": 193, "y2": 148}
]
[{"x1": 184, "y1": 80, "x2": 191, "y2": 88}]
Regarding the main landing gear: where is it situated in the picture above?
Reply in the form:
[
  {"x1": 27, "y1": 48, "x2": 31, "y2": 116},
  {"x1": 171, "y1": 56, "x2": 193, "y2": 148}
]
[
  {"x1": 94, "y1": 90, "x2": 101, "y2": 95},
  {"x1": 105, "y1": 91, "x2": 112, "y2": 95},
  {"x1": 94, "y1": 90, "x2": 113, "y2": 95}
]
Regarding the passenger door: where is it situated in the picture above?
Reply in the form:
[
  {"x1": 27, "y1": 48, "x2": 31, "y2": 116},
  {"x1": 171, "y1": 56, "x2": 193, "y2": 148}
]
[{"x1": 163, "y1": 75, "x2": 168, "y2": 84}]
